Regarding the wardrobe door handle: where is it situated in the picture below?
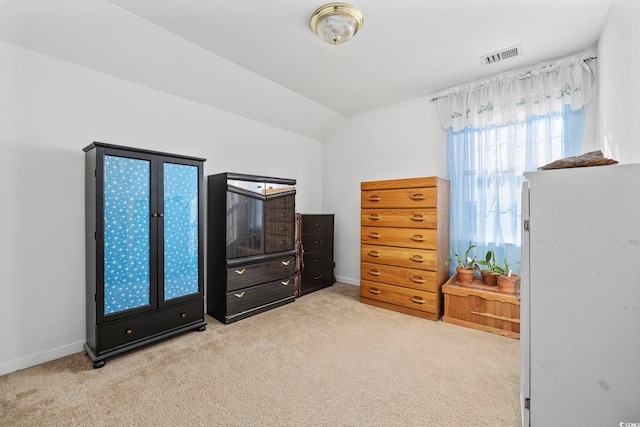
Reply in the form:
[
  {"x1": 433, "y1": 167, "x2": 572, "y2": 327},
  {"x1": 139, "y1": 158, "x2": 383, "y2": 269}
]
[
  {"x1": 410, "y1": 215, "x2": 424, "y2": 222},
  {"x1": 411, "y1": 296, "x2": 426, "y2": 304},
  {"x1": 410, "y1": 194, "x2": 426, "y2": 201},
  {"x1": 410, "y1": 235, "x2": 425, "y2": 242},
  {"x1": 368, "y1": 214, "x2": 380, "y2": 221},
  {"x1": 368, "y1": 251, "x2": 380, "y2": 258},
  {"x1": 368, "y1": 195, "x2": 381, "y2": 202},
  {"x1": 368, "y1": 269, "x2": 381, "y2": 276},
  {"x1": 410, "y1": 276, "x2": 425, "y2": 284},
  {"x1": 234, "y1": 269, "x2": 246, "y2": 275},
  {"x1": 368, "y1": 287, "x2": 381, "y2": 295},
  {"x1": 368, "y1": 232, "x2": 380, "y2": 239},
  {"x1": 410, "y1": 255, "x2": 423, "y2": 263}
]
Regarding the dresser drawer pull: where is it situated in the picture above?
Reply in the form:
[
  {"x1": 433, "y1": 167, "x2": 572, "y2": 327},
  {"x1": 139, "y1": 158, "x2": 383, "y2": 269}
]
[
  {"x1": 281, "y1": 280, "x2": 290, "y2": 286},
  {"x1": 281, "y1": 260, "x2": 291, "y2": 266},
  {"x1": 368, "y1": 214, "x2": 380, "y2": 221},
  {"x1": 313, "y1": 275, "x2": 323, "y2": 280},
  {"x1": 410, "y1": 215, "x2": 425, "y2": 222},
  {"x1": 411, "y1": 296, "x2": 426, "y2": 304},
  {"x1": 368, "y1": 195, "x2": 381, "y2": 202},
  {"x1": 234, "y1": 268, "x2": 246, "y2": 275},
  {"x1": 410, "y1": 255, "x2": 424, "y2": 263},
  {"x1": 234, "y1": 292, "x2": 245, "y2": 298},
  {"x1": 280, "y1": 226, "x2": 288, "y2": 231},
  {"x1": 180, "y1": 313, "x2": 186, "y2": 318},
  {"x1": 280, "y1": 213, "x2": 288, "y2": 218},
  {"x1": 368, "y1": 269, "x2": 381, "y2": 276},
  {"x1": 314, "y1": 223, "x2": 324, "y2": 226},
  {"x1": 368, "y1": 251, "x2": 380, "y2": 258},
  {"x1": 410, "y1": 235, "x2": 425, "y2": 242},
  {"x1": 368, "y1": 232, "x2": 380, "y2": 239},
  {"x1": 410, "y1": 194, "x2": 426, "y2": 201},
  {"x1": 314, "y1": 240, "x2": 323, "y2": 244},
  {"x1": 410, "y1": 276, "x2": 425, "y2": 284},
  {"x1": 368, "y1": 287, "x2": 381, "y2": 295},
  {"x1": 126, "y1": 329, "x2": 133, "y2": 335}
]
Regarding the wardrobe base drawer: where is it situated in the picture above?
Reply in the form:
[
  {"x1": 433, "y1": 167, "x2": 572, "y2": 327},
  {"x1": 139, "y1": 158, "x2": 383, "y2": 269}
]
[
  {"x1": 360, "y1": 280, "x2": 441, "y2": 320},
  {"x1": 225, "y1": 277, "x2": 295, "y2": 318}
]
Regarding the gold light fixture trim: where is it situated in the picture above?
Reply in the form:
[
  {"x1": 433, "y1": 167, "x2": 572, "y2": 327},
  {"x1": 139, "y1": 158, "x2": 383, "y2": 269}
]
[{"x1": 310, "y1": 3, "x2": 364, "y2": 45}]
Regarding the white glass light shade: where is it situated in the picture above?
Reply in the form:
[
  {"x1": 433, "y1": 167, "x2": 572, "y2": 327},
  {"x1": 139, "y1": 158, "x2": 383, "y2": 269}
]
[{"x1": 311, "y1": 3, "x2": 364, "y2": 45}]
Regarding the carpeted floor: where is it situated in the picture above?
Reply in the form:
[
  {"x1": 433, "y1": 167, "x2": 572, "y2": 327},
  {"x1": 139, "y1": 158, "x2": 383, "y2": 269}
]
[{"x1": 0, "y1": 283, "x2": 521, "y2": 426}]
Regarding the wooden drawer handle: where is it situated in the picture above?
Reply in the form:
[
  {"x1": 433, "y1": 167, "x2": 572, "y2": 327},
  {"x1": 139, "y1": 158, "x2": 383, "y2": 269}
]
[
  {"x1": 368, "y1": 251, "x2": 380, "y2": 258},
  {"x1": 234, "y1": 292, "x2": 245, "y2": 298},
  {"x1": 368, "y1": 232, "x2": 380, "y2": 239},
  {"x1": 234, "y1": 268, "x2": 246, "y2": 275},
  {"x1": 410, "y1": 235, "x2": 425, "y2": 242},
  {"x1": 368, "y1": 195, "x2": 381, "y2": 202},
  {"x1": 281, "y1": 280, "x2": 290, "y2": 286},
  {"x1": 368, "y1": 269, "x2": 381, "y2": 276},
  {"x1": 368, "y1": 287, "x2": 381, "y2": 295},
  {"x1": 410, "y1": 276, "x2": 425, "y2": 284},
  {"x1": 410, "y1": 194, "x2": 426, "y2": 201},
  {"x1": 410, "y1": 255, "x2": 423, "y2": 263},
  {"x1": 281, "y1": 260, "x2": 291, "y2": 266},
  {"x1": 368, "y1": 214, "x2": 380, "y2": 221},
  {"x1": 410, "y1": 215, "x2": 425, "y2": 222},
  {"x1": 411, "y1": 296, "x2": 426, "y2": 304}
]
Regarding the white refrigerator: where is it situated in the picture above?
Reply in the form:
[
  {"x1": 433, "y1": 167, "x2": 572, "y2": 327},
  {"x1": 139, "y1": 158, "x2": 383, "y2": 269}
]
[{"x1": 521, "y1": 164, "x2": 640, "y2": 426}]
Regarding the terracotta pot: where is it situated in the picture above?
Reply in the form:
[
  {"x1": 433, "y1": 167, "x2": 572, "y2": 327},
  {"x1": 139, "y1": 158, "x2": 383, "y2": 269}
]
[
  {"x1": 481, "y1": 270, "x2": 498, "y2": 286},
  {"x1": 456, "y1": 267, "x2": 476, "y2": 285},
  {"x1": 497, "y1": 274, "x2": 520, "y2": 293}
]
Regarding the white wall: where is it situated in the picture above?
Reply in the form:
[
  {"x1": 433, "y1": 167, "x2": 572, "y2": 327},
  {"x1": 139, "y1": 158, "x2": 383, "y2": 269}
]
[
  {"x1": 597, "y1": 0, "x2": 640, "y2": 162},
  {"x1": 322, "y1": 98, "x2": 448, "y2": 285},
  {"x1": 0, "y1": 41, "x2": 322, "y2": 375}
]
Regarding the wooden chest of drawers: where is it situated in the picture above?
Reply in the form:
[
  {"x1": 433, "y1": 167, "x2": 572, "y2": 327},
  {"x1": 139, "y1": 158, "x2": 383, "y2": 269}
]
[
  {"x1": 360, "y1": 177, "x2": 449, "y2": 320},
  {"x1": 297, "y1": 214, "x2": 335, "y2": 296},
  {"x1": 442, "y1": 276, "x2": 520, "y2": 338}
]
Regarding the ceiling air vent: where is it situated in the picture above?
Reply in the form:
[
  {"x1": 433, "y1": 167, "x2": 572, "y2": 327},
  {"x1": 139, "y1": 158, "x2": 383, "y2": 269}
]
[{"x1": 480, "y1": 44, "x2": 522, "y2": 66}]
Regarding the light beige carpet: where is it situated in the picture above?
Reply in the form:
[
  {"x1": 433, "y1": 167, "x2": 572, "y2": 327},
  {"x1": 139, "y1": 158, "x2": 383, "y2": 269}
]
[{"x1": 0, "y1": 283, "x2": 521, "y2": 426}]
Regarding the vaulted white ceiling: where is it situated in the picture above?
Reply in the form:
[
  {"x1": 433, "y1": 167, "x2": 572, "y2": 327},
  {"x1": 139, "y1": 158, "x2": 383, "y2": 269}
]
[{"x1": 0, "y1": 0, "x2": 612, "y2": 140}]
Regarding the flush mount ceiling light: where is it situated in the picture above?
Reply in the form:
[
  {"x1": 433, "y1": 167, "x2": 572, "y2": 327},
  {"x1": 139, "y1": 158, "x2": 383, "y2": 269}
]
[{"x1": 310, "y1": 3, "x2": 364, "y2": 46}]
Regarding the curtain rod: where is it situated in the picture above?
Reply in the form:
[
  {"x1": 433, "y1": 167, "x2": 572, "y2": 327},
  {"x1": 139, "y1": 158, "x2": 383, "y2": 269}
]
[{"x1": 429, "y1": 56, "x2": 598, "y2": 102}]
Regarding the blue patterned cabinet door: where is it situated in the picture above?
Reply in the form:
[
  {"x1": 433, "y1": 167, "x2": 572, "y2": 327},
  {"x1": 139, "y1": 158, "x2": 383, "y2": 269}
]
[
  {"x1": 103, "y1": 155, "x2": 151, "y2": 315},
  {"x1": 163, "y1": 163, "x2": 200, "y2": 300}
]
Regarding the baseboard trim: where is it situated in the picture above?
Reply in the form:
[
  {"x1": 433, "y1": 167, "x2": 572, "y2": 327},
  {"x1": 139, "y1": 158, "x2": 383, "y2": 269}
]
[
  {"x1": 335, "y1": 275, "x2": 359, "y2": 286},
  {"x1": 0, "y1": 341, "x2": 85, "y2": 376}
]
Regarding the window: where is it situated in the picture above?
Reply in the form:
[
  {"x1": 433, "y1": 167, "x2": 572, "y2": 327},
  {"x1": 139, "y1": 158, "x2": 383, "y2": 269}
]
[{"x1": 446, "y1": 105, "x2": 586, "y2": 274}]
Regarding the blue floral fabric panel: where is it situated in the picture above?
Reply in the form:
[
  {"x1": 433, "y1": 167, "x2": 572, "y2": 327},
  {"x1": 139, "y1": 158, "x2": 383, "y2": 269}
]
[
  {"x1": 163, "y1": 163, "x2": 199, "y2": 300},
  {"x1": 103, "y1": 155, "x2": 151, "y2": 315}
]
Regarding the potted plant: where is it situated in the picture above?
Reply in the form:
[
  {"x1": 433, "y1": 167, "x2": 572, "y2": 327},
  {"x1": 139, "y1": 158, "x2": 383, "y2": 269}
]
[
  {"x1": 493, "y1": 258, "x2": 520, "y2": 293},
  {"x1": 445, "y1": 243, "x2": 478, "y2": 286},
  {"x1": 477, "y1": 249, "x2": 498, "y2": 286}
]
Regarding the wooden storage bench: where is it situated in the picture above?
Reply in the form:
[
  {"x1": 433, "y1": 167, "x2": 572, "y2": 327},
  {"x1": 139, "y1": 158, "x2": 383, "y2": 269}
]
[{"x1": 442, "y1": 276, "x2": 520, "y2": 339}]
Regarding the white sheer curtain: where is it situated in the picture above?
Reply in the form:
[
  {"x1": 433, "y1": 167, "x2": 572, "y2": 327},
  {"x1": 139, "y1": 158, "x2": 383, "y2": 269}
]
[
  {"x1": 437, "y1": 55, "x2": 594, "y2": 132},
  {"x1": 436, "y1": 54, "x2": 594, "y2": 275}
]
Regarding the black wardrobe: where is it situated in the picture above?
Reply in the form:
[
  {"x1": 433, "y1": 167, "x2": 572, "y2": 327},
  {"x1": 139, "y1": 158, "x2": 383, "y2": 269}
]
[{"x1": 207, "y1": 173, "x2": 297, "y2": 323}]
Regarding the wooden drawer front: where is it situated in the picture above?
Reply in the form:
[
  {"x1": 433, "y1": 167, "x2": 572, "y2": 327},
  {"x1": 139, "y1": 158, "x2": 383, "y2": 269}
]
[
  {"x1": 302, "y1": 250, "x2": 333, "y2": 270},
  {"x1": 360, "y1": 280, "x2": 437, "y2": 314},
  {"x1": 444, "y1": 293, "x2": 520, "y2": 336},
  {"x1": 97, "y1": 299, "x2": 204, "y2": 354},
  {"x1": 361, "y1": 208, "x2": 436, "y2": 229},
  {"x1": 361, "y1": 244, "x2": 436, "y2": 271},
  {"x1": 301, "y1": 265, "x2": 334, "y2": 289},
  {"x1": 361, "y1": 187, "x2": 436, "y2": 209},
  {"x1": 361, "y1": 226, "x2": 436, "y2": 250},
  {"x1": 361, "y1": 262, "x2": 438, "y2": 292},
  {"x1": 301, "y1": 214, "x2": 334, "y2": 235},
  {"x1": 226, "y1": 256, "x2": 295, "y2": 291},
  {"x1": 264, "y1": 233, "x2": 294, "y2": 253},
  {"x1": 302, "y1": 229, "x2": 333, "y2": 254},
  {"x1": 226, "y1": 277, "x2": 295, "y2": 315}
]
